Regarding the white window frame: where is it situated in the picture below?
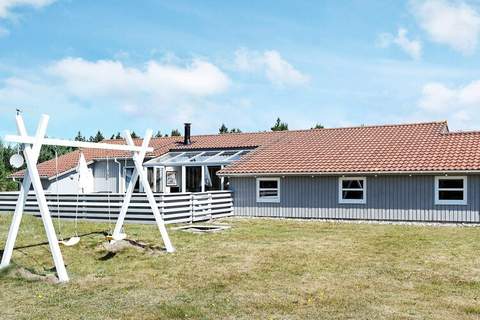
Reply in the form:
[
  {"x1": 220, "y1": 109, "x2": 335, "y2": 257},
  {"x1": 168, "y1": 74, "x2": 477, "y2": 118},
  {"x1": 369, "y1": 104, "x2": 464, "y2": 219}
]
[
  {"x1": 256, "y1": 177, "x2": 281, "y2": 203},
  {"x1": 338, "y1": 177, "x2": 366, "y2": 204},
  {"x1": 434, "y1": 176, "x2": 467, "y2": 205}
]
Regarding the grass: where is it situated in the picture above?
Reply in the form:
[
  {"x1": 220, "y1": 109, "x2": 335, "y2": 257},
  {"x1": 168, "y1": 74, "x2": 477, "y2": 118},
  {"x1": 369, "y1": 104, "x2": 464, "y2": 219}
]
[{"x1": 0, "y1": 214, "x2": 480, "y2": 320}]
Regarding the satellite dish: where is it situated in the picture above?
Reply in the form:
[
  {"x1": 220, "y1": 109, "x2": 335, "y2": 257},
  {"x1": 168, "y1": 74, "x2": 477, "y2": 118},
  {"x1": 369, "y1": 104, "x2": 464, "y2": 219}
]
[{"x1": 9, "y1": 154, "x2": 24, "y2": 169}]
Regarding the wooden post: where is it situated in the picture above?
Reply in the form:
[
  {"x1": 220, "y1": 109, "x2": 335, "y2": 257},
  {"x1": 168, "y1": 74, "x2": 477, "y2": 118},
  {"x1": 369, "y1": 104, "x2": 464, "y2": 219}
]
[
  {"x1": 162, "y1": 166, "x2": 167, "y2": 193},
  {"x1": 220, "y1": 165, "x2": 225, "y2": 191},
  {"x1": 2, "y1": 113, "x2": 162, "y2": 282},
  {"x1": 0, "y1": 115, "x2": 48, "y2": 269},
  {"x1": 1, "y1": 115, "x2": 69, "y2": 282},
  {"x1": 113, "y1": 129, "x2": 175, "y2": 253},
  {"x1": 181, "y1": 166, "x2": 186, "y2": 193}
]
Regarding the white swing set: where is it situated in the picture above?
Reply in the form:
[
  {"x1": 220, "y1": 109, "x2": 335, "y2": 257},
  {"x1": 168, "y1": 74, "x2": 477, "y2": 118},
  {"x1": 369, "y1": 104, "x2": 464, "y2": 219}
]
[{"x1": 0, "y1": 114, "x2": 175, "y2": 282}]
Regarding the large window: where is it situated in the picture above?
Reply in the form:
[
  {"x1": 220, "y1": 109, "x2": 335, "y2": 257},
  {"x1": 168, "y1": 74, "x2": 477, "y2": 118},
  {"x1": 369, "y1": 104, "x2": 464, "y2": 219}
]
[
  {"x1": 435, "y1": 176, "x2": 467, "y2": 205},
  {"x1": 256, "y1": 178, "x2": 280, "y2": 203},
  {"x1": 338, "y1": 177, "x2": 366, "y2": 204}
]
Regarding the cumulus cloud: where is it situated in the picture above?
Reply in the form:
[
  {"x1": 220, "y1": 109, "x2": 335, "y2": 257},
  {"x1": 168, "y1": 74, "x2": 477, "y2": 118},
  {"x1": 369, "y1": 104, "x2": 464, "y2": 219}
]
[
  {"x1": 411, "y1": 0, "x2": 480, "y2": 55},
  {"x1": 48, "y1": 57, "x2": 230, "y2": 99},
  {"x1": 0, "y1": 56, "x2": 232, "y2": 132},
  {"x1": 0, "y1": 0, "x2": 55, "y2": 18},
  {"x1": 377, "y1": 28, "x2": 422, "y2": 60},
  {"x1": 234, "y1": 48, "x2": 309, "y2": 87},
  {"x1": 418, "y1": 80, "x2": 480, "y2": 124}
]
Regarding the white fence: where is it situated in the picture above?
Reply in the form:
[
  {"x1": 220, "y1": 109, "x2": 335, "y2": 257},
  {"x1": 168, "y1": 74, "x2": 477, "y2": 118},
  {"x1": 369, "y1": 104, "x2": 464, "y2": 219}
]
[{"x1": 0, "y1": 191, "x2": 234, "y2": 224}]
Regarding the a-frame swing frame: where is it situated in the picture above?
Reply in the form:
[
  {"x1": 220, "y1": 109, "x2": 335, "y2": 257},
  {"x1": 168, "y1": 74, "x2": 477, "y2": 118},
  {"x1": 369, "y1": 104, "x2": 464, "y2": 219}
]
[{"x1": 0, "y1": 114, "x2": 174, "y2": 282}]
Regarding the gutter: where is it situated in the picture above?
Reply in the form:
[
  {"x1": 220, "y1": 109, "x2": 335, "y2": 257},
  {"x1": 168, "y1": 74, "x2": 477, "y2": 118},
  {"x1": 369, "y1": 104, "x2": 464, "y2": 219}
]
[
  {"x1": 217, "y1": 169, "x2": 480, "y2": 177},
  {"x1": 114, "y1": 158, "x2": 122, "y2": 193}
]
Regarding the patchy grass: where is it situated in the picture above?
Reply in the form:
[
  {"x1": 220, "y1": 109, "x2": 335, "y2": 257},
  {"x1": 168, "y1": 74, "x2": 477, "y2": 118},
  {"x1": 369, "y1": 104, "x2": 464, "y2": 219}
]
[{"x1": 0, "y1": 214, "x2": 480, "y2": 319}]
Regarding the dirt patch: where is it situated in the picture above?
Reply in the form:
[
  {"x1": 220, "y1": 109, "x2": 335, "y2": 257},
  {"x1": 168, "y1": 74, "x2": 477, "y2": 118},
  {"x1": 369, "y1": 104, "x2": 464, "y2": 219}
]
[
  {"x1": 99, "y1": 239, "x2": 165, "y2": 257},
  {"x1": 2, "y1": 266, "x2": 60, "y2": 284}
]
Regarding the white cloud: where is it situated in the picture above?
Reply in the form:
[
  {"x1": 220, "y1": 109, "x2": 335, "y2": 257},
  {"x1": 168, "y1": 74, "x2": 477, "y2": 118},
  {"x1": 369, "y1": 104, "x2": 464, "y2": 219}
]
[
  {"x1": 0, "y1": 0, "x2": 55, "y2": 18},
  {"x1": 411, "y1": 0, "x2": 480, "y2": 55},
  {"x1": 0, "y1": 56, "x2": 235, "y2": 134},
  {"x1": 418, "y1": 80, "x2": 480, "y2": 125},
  {"x1": 377, "y1": 28, "x2": 422, "y2": 60},
  {"x1": 234, "y1": 48, "x2": 309, "y2": 87},
  {"x1": 48, "y1": 57, "x2": 230, "y2": 99}
]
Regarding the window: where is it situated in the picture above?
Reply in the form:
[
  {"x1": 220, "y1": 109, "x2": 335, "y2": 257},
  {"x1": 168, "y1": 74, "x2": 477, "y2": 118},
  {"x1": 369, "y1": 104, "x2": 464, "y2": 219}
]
[
  {"x1": 339, "y1": 177, "x2": 366, "y2": 204},
  {"x1": 256, "y1": 178, "x2": 280, "y2": 203},
  {"x1": 435, "y1": 176, "x2": 467, "y2": 205}
]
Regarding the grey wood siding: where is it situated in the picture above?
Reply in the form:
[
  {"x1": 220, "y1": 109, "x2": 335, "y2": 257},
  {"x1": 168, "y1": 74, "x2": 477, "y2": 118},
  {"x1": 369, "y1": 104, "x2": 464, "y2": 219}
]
[
  {"x1": 230, "y1": 175, "x2": 480, "y2": 223},
  {"x1": 93, "y1": 160, "x2": 120, "y2": 193}
]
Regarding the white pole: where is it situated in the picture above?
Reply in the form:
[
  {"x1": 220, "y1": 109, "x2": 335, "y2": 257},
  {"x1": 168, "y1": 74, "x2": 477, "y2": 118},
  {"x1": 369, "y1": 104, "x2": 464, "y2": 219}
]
[
  {"x1": 181, "y1": 166, "x2": 186, "y2": 193},
  {"x1": 126, "y1": 130, "x2": 175, "y2": 253},
  {"x1": 112, "y1": 170, "x2": 139, "y2": 237},
  {"x1": 4, "y1": 135, "x2": 153, "y2": 153},
  {"x1": 0, "y1": 115, "x2": 48, "y2": 268},
  {"x1": 220, "y1": 165, "x2": 225, "y2": 191},
  {"x1": 201, "y1": 166, "x2": 205, "y2": 192},
  {"x1": 14, "y1": 115, "x2": 69, "y2": 282},
  {"x1": 162, "y1": 166, "x2": 167, "y2": 193}
]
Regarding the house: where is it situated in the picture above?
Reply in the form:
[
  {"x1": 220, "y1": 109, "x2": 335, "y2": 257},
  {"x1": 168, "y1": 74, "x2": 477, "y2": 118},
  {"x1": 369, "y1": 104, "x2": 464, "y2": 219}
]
[{"x1": 11, "y1": 121, "x2": 480, "y2": 223}]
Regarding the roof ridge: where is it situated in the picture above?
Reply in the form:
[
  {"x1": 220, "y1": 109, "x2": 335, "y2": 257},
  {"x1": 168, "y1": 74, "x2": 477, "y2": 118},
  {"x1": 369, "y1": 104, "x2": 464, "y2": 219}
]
[
  {"x1": 102, "y1": 120, "x2": 449, "y2": 143},
  {"x1": 303, "y1": 120, "x2": 448, "y2": 132}
]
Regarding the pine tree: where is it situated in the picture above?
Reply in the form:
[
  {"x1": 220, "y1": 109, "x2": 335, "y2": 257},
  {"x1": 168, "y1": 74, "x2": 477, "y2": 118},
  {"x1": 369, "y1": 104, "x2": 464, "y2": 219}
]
[
  {"x1": 230, "y1": 128, "x2": 242, "y2": 133},
  {"x1": 219, "y1": 124, "x2": 228, "y2": 134},
  {"x1": 271, "y1": 118, "x2": 288, "y2": 131},
  {"x1": 89, "y1": 130, "x2": 105, "y2": 142},
  {"x1": 110, "y1": 132, "x2": 122, "y2": 139},
  {"x1": 154, "y1": 130, "x2": 163, "y2": 138},
  {"x1": 0, "y1": 140, "x2": 15, "y2": 191},
  {"x1": 74, "y1": 131, "x2": 86, "y2": 142},
  {"x1": 171, "y1": 129, "x2": 181, "y2": 136},
  {"x1": 130, "y1": 131, "x2": 140, "y2": 139},
  {"x1": 312, "y1": 123, "x2": 324, "y2": 129}
]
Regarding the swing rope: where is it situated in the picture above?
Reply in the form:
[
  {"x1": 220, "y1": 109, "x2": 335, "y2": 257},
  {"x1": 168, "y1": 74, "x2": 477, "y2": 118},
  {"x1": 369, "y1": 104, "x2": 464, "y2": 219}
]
[
  {"x1": 54, "y1": 148, "x2": 81, "y2": 246},
  {"x1": 106, "y1": 156, "x2": 112, "y2": 236},
  {"x1": 73, "y1": 152, "x2": 81, "y2": 238},
  {"x1": 54, "y1": 148, "x2": 63, "y2": 242}
]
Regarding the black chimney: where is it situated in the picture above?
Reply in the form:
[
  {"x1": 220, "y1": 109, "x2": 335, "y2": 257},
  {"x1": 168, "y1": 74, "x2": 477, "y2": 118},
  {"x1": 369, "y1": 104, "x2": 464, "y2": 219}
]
[{"x1": 184, "y1": 123, "x2": 191, "y2": 145}]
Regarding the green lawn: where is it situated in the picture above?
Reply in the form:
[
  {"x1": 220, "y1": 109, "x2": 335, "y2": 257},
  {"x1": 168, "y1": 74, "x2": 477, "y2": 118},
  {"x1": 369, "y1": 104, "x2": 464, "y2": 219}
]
[{"x1": 1, "y1": 214, "x2": 480, "y2": 320}]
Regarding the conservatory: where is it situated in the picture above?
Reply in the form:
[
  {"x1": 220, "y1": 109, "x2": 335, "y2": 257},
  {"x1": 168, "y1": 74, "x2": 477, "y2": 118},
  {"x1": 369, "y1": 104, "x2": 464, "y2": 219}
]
[{"x1": 143, "y1": 149, "x2": 250, "y2": 193}]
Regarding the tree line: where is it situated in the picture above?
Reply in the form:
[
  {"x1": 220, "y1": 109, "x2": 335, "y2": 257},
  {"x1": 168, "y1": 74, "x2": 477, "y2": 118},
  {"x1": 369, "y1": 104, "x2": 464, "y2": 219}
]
[
  {"x1": 218, "y1": 117, "x2": 323, "y2": 133},
  {"x1": 0, "y1": 119, "x2": 324, "y2": 191}
]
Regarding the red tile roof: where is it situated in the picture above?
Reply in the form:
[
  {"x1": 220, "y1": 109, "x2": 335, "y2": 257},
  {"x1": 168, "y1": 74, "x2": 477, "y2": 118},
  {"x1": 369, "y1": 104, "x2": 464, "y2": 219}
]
[
  {"x1": 11, "y1": 131, "x2": 280, "y2": 179},
  {"x1": 11, "y1": 121, "x2": 480, "y2": 179},
  {"x1": 220, "y1": 121, "x2": 480, "y2": 175}
]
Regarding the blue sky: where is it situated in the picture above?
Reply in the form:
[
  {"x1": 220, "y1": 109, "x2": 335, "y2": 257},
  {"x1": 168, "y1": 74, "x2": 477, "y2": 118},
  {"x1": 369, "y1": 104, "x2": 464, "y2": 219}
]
[{"x1": 0, "y1": 0, "x2": 480, "y2": 139}]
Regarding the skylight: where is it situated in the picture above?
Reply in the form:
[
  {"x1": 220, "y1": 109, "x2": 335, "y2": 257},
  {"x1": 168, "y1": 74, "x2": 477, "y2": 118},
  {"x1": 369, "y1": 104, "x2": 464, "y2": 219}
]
[{"x1": 144, "y1": 150, "x2": 250, "y2": 167}]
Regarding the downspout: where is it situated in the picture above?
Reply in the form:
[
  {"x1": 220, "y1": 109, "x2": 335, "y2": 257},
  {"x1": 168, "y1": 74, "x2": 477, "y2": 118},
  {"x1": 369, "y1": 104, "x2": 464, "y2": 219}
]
[{"x1": 114, "y1": 158, "x2": 121, "y2": 193}]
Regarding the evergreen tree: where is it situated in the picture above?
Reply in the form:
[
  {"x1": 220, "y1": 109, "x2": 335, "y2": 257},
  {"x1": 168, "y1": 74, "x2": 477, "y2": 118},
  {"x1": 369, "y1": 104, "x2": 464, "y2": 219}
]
[
  {"x1": 154, "y1": 130, "x2": 163, "y2": 138},
  {"x1": 89, "y1": 130, "x2": 105, "y2": 142},
  {"x1": 110, "y1": 132, "x2": 122, "y2": 139},
  {"x1": 74, "y1": 131, "x2": 86, "y2": 142},
  {"x1": 312, "y1": 123, "x2": 324, "y2": 129},
  {"x1": 131, "y1": 131, "x2": 140, "y2": 139},
  {"x1": 171, "y1": 129, "x2": 181, "y2": 136},
  {"x1": 230, "y1": 128, "x2": 242, "y2": 133},
  {"x1": 219, "y1": 123, "x2": 229, "y2": 134},
  {"x1": 0, "y1": 140, "x2": 17, "y2": 191},
  {"x1": 271, "y1": 118, "x2": 288, "y2": 131}
]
